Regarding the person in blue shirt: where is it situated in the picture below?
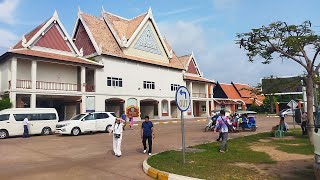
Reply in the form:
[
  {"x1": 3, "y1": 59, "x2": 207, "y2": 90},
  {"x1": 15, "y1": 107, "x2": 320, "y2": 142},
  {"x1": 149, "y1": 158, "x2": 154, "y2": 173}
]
[
  {"x1": 141, "y1": 116, "x2": 154, "y2": 155},
  {"x1": 121, "y1": 111, "x2": 127, "y2": 130},
  {"x1": 214, "y1": 110, "x2": 232, "y2": 153}
]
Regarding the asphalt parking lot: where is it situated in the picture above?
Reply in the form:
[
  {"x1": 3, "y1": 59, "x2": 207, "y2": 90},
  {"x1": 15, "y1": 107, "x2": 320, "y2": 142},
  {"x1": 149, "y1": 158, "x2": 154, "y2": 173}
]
[{"x1": 0, "y1": 116, "x2": 279, "y2": 180}]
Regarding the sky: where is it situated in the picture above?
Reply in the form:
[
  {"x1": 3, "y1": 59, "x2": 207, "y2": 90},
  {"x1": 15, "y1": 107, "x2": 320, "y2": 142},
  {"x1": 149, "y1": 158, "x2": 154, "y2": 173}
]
[{"x1": 0, "y1": 0, "x2": 319, "y2": 86}]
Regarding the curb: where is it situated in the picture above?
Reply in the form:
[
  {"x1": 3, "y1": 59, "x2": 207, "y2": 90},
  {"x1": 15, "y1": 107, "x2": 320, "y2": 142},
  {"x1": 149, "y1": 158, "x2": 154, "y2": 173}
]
[
  {"x1": 142, "y1": 157, "x2": 203, "y2": 180},
  {"x1": 132, "y1": 119, "x2": 207, "y2": 126}
]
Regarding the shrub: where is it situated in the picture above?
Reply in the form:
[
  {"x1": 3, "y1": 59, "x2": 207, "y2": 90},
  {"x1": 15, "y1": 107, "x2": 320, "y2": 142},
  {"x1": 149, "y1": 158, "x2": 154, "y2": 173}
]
[{"x1": 0, "y1": 98, "x2": 12, "y2": 111}]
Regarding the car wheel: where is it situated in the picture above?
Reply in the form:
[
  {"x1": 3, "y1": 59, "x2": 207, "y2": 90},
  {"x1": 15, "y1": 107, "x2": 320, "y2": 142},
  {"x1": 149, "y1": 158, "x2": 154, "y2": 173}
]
[
  {"x1": 105, "y1": 125, "x2": 112, "y2": 133},
  {"x1": 41, "y1": 127, "x2": 52, "y2": 135},
  {"x1": 71, "y1": 127, "x2": 81, "y2": 136},
  {"x1": 0, "y1": 130, "x2": 8, "y2": 139}
]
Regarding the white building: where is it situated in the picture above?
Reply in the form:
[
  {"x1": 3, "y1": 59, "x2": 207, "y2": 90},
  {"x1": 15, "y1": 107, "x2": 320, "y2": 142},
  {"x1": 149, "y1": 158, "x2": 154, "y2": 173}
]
[{"x1": 0, "y1": 8, "x2": 214, "y2": 120}]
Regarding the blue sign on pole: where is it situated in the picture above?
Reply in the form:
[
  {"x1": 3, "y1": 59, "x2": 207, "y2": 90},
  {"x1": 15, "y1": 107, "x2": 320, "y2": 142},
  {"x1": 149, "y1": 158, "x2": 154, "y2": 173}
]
[{"x1": 175, "y1": 86, "x2": 191, "y2": 112}]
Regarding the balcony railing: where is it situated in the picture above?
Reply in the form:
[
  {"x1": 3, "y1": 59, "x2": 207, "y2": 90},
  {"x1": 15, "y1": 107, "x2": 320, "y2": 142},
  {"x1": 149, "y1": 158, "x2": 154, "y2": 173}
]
[
  {"x1": 192, "y1": 93, "x2": 207, "y2": 98},
  {"x1": 17, "y1": 79, "x2": 32, "y2": 89},
  {"x1": 36, "y1": 81, "x2": 80, "y2": 91}
]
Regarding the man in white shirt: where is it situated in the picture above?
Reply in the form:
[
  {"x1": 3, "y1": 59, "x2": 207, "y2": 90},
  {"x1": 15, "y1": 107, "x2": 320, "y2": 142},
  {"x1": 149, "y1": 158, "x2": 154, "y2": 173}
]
[
  {"x1": 214, "y1": 110, "x2": 232, "y2": 153},
  {"x1": 23, "y1": 116, "x2": 30, "y2": 138}
]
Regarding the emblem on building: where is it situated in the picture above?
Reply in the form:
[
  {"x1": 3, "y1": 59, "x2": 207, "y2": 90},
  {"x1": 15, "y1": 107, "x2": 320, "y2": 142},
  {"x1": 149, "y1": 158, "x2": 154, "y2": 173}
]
[{"x1": 134, "y1": 25, "x2": 162, "y2": 55}]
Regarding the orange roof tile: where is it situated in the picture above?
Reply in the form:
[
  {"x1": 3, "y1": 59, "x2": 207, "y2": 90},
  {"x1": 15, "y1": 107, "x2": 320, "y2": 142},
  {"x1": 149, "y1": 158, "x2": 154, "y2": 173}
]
[
  {"x1": 9, "y1": 49, "x2": 103, "y2": 67},
  {"x1": 220, "y1": 84, "x2": 241, "y2": 99},
  {"x1": 81, "y1": 13, "x2": 184, "y2": 70},
  {"x1": 233, "y1": 83, "x2": 253, "y2": 98},
  {"x1": 178, "y1": 54, "x2": 191, "y2": 69}
]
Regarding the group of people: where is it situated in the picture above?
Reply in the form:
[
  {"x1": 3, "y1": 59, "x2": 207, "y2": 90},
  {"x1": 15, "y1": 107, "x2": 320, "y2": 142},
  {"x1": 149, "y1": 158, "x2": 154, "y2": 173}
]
[{"x1": 111, "y1": 114, "x2": 154, "y2": 158}]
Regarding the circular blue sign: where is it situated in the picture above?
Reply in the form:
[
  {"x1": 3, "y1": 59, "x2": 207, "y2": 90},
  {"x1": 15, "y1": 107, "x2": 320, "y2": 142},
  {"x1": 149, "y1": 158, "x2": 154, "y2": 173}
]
[{"x1": 175, "y1": 86, "x2": 191, "y2": 112}]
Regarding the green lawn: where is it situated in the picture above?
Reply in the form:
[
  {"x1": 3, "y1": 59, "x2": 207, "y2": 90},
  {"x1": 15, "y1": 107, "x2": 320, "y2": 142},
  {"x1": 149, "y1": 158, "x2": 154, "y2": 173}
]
[{"x1": 148, "y1": 130, "x2": 314, "y2": 180}]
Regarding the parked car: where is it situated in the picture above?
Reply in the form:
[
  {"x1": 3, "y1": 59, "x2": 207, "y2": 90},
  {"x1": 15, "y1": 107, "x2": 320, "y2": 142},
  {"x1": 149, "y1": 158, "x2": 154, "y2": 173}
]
[
  {"x1": 0, "y1": 108, "x2": 59, "y2": 139},
  {"x1": 280, "y1": 109, "x2": 295, "y2": 117},
  {"x1": 55, "y1": 112, "x2": 116, "y2": 136}
]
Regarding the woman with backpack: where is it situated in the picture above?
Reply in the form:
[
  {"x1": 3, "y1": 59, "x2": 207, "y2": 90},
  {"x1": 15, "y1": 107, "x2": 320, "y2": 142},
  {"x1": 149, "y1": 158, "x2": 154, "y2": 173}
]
[{"x1": 214, "y1": 110, "x2": 232, "y2": 153}]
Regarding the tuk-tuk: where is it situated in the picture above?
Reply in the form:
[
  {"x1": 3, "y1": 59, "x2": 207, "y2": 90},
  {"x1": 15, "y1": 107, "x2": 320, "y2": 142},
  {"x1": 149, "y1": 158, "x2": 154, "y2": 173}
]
[{"x1": 235, "y1": 111, "x2": 257, "y2": 131}]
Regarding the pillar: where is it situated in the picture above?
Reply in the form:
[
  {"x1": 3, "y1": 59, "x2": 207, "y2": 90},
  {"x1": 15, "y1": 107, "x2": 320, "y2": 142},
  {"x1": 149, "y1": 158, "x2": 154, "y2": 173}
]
[
  {"x1": 276, "y1": 103, "x2": 279, "y2": 114},
  {"x1": 31, "y1": 93, "x2": 36, "y2": 108},
  {"x1": 81, "y1": 95, "x2": 86, "y2": 113},
  {"x1": 242, "y1": 104, "x2": 246, "y2": 111},
  {"x1": 158, "y1": 100, "x2": 162, "y2": 119},
  {"x1": 11, "y1": 57, "x2": 17, "y2": 90},
  {"x1": 206, "y1": 100, "x2": 210, "y2": 116},
  {"x1": 189, "y1": 82, "x2": 194, "y2": 116},
  {"x1": 31, "y1": 60, "x2": 37, "y2": 90},
  {"x1": 137, "y1": 99, "x2": 141, "y2": 118},
  {"x1": 81, "y1": 66, "x2": 86, "y2": 92},
  {"x1": 10, "y1": 92, "x2": 16, "y2": 108},
  {"x1": 168, "y1": 101, "x2": 171, "y2": 118},
  {"x1": 206, "y1": 84, "x2": 209, "y2": 98}
]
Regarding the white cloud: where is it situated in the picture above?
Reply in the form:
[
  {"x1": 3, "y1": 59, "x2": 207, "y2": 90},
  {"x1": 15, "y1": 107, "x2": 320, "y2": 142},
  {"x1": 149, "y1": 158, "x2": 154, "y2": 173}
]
[
  {"x1": 159, "y1": 20, "x2": 305, "y2": 85},
  {"x1": 0, "y1": 0, "x2": 20, "y2": 24},
  {"x1": 158, "y1": 7, "x2": 196, "y2": 16},
  {"x1": 0, "y1": 28, "x2": 19, "y2": 49}
]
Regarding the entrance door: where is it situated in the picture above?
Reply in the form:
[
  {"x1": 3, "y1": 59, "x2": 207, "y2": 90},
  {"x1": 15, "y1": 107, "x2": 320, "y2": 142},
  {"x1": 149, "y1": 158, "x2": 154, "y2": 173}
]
[{"x1": 82, "y1": 114, "x2": 96, "y2": 132}]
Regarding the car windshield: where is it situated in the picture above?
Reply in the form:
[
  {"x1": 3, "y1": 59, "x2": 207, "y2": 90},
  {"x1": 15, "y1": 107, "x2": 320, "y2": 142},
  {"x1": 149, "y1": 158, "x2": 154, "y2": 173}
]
[
  {"x1": 70, "y1": 114, "x2": 86, "y2": 120},
  {"x1": 110, "y1": 112, "x2": 116, "y2": 117}
]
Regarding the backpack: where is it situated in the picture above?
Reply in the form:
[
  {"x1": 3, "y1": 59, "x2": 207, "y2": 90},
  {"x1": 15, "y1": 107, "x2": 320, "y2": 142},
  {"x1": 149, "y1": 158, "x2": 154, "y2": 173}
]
[{"x1": 216, "y1": 117, "x2": 233, "y2": 132}]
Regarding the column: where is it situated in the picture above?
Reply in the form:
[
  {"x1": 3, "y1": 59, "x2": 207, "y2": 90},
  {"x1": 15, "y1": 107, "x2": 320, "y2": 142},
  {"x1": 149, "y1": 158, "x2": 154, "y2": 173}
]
[
  {"x1": 31, "y1": 60, "x2": 37, "y2": 90},
  {"x1": 11, "y1": 57, "x2": 17, "y2": 90},
  {"x1": 81, "y1": 66, "x2": 86, "y2": 92},
  {"x1": 31, "y1": 93, "x2": 36, "y2": 108},
  {"x1": 158, "y1": 100, "x2": 162, "y2": 119},
  {"x1": 168, "y1": 101, "x2": 171, "y2": 118},
  {"x1": 206, "y1": 84, "x2": 209, "y2": 98},
  {"x1": 123, "y1": 100, "x2": 127, "y2": 115},
  {"x1": 189, "y1": 82, "x2": 194, "y2": 116},
  {"x1": 137, "y1": 99, "x2": 141, "y2": 120},
  {"x1": 206, "y1": 100, "x2": 210, "y2": 116},
  {"x1": 10, "y1": 92, "x2": 16, "y2": 108},
  {"x1": 81, "y1": 95, "x2": 86, "y2": 113}
]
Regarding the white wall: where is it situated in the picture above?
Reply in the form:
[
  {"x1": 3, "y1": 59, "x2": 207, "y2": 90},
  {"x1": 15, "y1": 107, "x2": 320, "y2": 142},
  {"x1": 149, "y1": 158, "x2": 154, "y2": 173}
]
[
  {"x1": 0, "y1": 60, "x2": 10, "y2": 91},
  {"x1": 95, "y1": 56, "x2": 185, "y2": 99},
  {"x1": 37, "y1": 61, "x2": 77, "y2": 83},
  {"x1": 17, "y1": 59, "x2": 31, "y2": 80},
  {"x1": 193, "y1": 82, "x2": 206, "y2": 94}
]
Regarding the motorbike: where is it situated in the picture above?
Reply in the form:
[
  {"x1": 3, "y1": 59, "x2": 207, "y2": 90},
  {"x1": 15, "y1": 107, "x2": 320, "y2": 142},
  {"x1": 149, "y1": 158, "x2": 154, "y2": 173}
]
[{"x1": 204, "y1": 117, "x2": 217, "y2": 132}]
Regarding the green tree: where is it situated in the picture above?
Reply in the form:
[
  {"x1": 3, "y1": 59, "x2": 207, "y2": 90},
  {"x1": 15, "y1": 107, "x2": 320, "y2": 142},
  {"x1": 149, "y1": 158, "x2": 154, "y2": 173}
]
[
  {"x1": 0, "y1": 98, "x2": 12, "y2": 111},
  {"x1": 236, "y1": 21, "x2": 320, "y2": 144}
]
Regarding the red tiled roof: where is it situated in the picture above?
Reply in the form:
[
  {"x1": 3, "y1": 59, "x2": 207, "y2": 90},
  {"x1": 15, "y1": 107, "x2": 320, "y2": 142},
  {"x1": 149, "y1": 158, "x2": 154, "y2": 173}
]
[
  {"x1": 220, "y1": 84, "x2": 241, "y2": 99},
  {"x1": 178, "y1": 54, "x2": 191, "y2": 69},
  {"x1": 184, "y1": 75, "x2": 214, "y2": 83},
  {"x1": 9, "y1": 49, "x2": 103, "y2": 67},
  {"x1": 233, "y1": 83, "x2": 253, "y2": 98},
  {"x1": 35, "y1": 24, "x2": 71, "y2": 52}
]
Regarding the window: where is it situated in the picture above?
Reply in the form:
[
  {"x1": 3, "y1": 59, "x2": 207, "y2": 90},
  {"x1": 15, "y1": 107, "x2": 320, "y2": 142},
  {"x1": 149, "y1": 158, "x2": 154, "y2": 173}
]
[
  {"x1": 84, "y1": 114, "x2": 95, "y2": 120},
  {"x1": 202, "y1": 106, "x2": 206, "y2": 112},
  {"x1": 143, "y1": 81, "x2": 155, "y2": 89},
  {"x1": 0, "y1": 114, "x2": 9, "y2": 121},
  {"x1": 110, "y1": 112, "x2": 117, "y2": 117},
  {"x1": 39, "y1": 113, "x2": 57, "y2": 120},
  {"x1": 14, "y1": 114, "x2": 30, "y2": 121},
  {"x1": 95, "y1": 113, "x2": 109, "y2": 119},
  {"x1": 13, "y1": 113, "x2": 57, "y2": 121},
  {"x1": 171, "y1": 84, "x2": 180, "y2": 91},
  {"x1": 107, "y1": 77, "x2": 123, "y2": 87}
]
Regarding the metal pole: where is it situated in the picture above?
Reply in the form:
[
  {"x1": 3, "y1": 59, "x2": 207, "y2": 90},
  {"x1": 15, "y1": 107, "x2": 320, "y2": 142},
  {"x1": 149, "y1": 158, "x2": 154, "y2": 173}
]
[
  {"x1": 292, "y1": 104, "x2": 295, "y2": 129},
  {"x1": 181, "y1": 111, "x2": 186, "y2": 164}
]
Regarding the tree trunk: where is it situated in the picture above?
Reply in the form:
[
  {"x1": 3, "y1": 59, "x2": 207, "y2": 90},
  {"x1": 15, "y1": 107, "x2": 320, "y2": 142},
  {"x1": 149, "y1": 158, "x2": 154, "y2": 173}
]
[
  {"x1": 306, "y1": 75, "x2": 315, "y2": 145},
  {"x1": 269, "y1": 95, "x2": 274, "y2": 113}
]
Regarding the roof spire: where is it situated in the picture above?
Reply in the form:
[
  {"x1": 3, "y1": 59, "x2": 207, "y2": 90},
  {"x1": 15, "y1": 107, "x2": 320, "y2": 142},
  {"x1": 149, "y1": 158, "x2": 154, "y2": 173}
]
[
  {"x1": 53, "y1": 10, "x2": 58, "y2": 18},
  {"x1": 78, "y1": 6, "x2": 82, "y2": 15},
  {"x1": 102, "y1": 5, "x2": 105, "y2": 13},
  {"x1": 148, "y1": 7, "x2": 152, "y2": 15}
]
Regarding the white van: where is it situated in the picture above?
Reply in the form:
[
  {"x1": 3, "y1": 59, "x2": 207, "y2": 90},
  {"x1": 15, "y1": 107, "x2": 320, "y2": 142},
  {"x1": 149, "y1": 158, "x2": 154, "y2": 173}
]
[
  {"x1": 55, "y1": 112, "x2": 116, "y2": 136},
  {"x1": 0, "y1": 108, "x2": 59, "y2": 139}
]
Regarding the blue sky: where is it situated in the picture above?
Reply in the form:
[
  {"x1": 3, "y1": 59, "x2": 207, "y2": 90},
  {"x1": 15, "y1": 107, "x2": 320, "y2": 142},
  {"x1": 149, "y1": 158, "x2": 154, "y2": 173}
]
[{"x1": 0, "y1": 0, "x2": 319, "y2": 85}]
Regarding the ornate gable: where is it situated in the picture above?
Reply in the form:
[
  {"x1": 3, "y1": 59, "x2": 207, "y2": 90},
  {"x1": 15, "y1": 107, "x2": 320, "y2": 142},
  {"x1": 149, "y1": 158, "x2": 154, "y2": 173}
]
[
  {"x1": 187, "y1": 58, "x2": 199, "y2": 74},
  {"x1": 133, "y1": 24, "x2": 162, "y2": 55},
  {"x1": 73, "y1": 20, "x2": 96, "y2": 56}
]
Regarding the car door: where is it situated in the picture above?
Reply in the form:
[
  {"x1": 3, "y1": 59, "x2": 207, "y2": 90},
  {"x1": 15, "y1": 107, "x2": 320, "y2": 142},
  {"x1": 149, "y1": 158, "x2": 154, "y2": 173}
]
[
  {"x1": 95, "y1": 113, "x2": 109, "y2": 131},
  {"x1": 12, "y1": 114, "x2": 26, "y2": 136},
  {"x1": 82, "y1": 114, "x2": 96, "y2": 132}
]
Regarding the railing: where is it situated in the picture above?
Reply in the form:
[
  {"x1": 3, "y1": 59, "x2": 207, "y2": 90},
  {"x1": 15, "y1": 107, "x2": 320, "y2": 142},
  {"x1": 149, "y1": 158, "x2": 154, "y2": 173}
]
[
  {"x1": 85, "y1": 84, "x2": 95, "y2": 92},
  {"x1": 17, "y1": 79, "x2": 32, "y2": 89},
  {"x1": 36, "y1": 81, "x2": 80, "y2": 91},
  {"x1": 192, "y1": 93, "x2": 207, "y2": 98}
]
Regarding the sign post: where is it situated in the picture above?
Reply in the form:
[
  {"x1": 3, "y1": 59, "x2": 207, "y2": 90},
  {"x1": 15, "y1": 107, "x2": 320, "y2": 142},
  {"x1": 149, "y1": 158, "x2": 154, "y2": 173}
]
[
  {"x1": 287, "y1": 100, "x2": 298, "y2": 129},
  {"x1": 175, "y1": 86, "x2": 191, "y2": 164}
]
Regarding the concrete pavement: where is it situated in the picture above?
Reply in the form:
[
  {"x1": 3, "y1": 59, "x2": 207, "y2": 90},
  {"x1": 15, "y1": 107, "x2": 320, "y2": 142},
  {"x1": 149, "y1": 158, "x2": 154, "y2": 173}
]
[{"x1": 0, "y1": 115, "x2": 280, "y2": 180}]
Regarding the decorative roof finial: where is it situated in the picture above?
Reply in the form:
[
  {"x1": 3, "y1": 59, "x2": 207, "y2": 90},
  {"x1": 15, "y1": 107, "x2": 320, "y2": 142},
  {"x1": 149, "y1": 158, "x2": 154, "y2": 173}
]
[
  {"x1": 78, "y1": 6, "x2": 82, "y2": 15},
  {"x1": 102, "y1": 5, "x2": 105, "y2": 13},
  {"x1": 53, "y1": 10, "x2": 58, "y2": 18},
  {"x1": 79, "y1": 48, "x2": 84, "y2": 57},
  {"x1": 148, "y1": 7, "x2": 152, "y2": 15},
  {"x1": 21, "y1": 34, "x2": 28, "y2": 47}
]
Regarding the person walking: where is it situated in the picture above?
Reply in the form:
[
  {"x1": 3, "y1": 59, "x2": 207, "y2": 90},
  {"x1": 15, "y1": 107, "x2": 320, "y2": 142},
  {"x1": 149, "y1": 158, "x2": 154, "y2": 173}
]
[
  {"x1": 141, "y1": 116, "x2": 154, "y2": 156},
  {"x1": 301, "y1": 112, "x2": 307, "y2": 135},
  {"x1": 214, "y1": 110, "x2": 231, "y2": 153},
  {"x1": 23, "y1": 116, "x2": 30, "y2": 138},
  {"x1": 111, "y1": 118, "x2": 124, "y2": 157},
  {"x1": 121, "y1": 111, "x2": 127, "y2": 130},
  {"x1": 129, "y1": 114, "x2": 134, "y2": 130}
]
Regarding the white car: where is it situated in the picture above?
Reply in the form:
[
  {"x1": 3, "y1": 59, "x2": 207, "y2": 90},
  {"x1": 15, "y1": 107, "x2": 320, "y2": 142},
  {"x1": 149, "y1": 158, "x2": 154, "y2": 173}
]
[
  {"x1": 280, "y1": 109, "x2": 295, "y2": 117},
  {"x1": 0, "y1": 108, "x2": 58, "y2": 139},
  {"x1": 55, "y1": 112, "x2": 116, "y2": 136}
]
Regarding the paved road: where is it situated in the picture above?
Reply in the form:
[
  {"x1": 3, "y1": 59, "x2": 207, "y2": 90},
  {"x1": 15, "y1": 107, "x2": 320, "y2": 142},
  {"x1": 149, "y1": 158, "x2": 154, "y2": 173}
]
[{"x1": 0, "y1": 115, "x2": 280, "y2": 180}]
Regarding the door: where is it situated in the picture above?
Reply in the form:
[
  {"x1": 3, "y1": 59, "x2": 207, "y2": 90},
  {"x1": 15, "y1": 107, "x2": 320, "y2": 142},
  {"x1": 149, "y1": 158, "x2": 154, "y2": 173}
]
[
  {"x1": 11, "y1": 114, "x2": 26, "y2": 136},
  {"x1": 82, "y1": 114, "x2": 96, "y2": 132},
  {"x1": 0, "y1": 114, "x2": 11, "y2": 135},
  {"x1": 94, "y1": 113, "x2": 110, "y2": 131}
]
